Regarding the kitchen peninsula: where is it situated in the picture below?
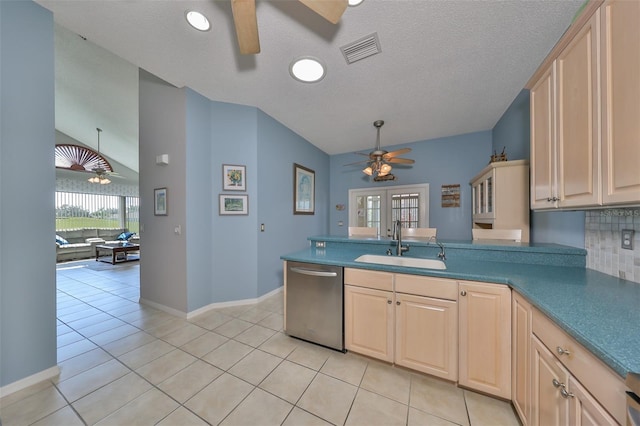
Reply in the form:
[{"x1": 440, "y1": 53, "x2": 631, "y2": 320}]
[{"x1": 282, "y1": 236, "x2": 639, "y2": 425}]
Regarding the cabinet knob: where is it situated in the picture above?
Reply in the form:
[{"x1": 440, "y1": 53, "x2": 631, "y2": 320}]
[
  {"x1": 552, "y1": 378, "x2": 562, "y2": 388},
  {"x1": 556, "y1": 346, "x2": 571, "y2": 356},
  {"x1": 560, "y1": 387, "x2": 575, "y2": 399},
  {"x1": 396, "y1": 301, "x2": 401, "y2": 305},
  {"x1": 387, "y1": 300, "x2": 392, "y2": 304},
  {"x1": 460, "y1": 290, "x2": 467, "y2": 296}
]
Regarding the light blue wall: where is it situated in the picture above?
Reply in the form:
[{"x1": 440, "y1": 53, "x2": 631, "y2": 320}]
[
  {"x1": 138, "y1": 70, "x2": 188, "y2": 313},
  {"x1": 209, "y1": 101, "x2": 259, "y2": 303},
  {"x1": 492, "y1": 90, "x2": 531, "y2": 161},
  {"x1": 257, "y1": 111, "x2": 330, "y2": 295},
  {"x1": 186, "y1": 89, "x2": 214, "y2": 311},
  {"x1": 329, "y1": 131, "x2": 492, "y2": 240},
  {"x1": 0, "y1": 0, "x2": 57, "y2": 387},
  {"x1": 492, "y1": 89, "x2": 585, "y2": 248}
]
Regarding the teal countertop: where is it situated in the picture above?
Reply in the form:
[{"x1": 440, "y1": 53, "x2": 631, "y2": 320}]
[{"x1": 281, "y1": 236, "x2": 640, "y2": 378}]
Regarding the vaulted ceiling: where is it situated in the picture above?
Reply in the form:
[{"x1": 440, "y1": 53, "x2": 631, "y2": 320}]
[{"x1": 39, "y1": 0, "x2": 585, "y2": 176}]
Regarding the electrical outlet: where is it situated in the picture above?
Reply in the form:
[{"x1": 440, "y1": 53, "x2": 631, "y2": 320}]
[
  {"x1": 621, "y1": 229, "x2": 634, "y2": 250},
  {"x1": 315, "y1": 241, "x2": 326, "y2": 248}
]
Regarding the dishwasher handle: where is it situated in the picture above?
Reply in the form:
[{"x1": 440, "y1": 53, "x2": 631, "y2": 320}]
[{"x1": 289, "y1": 266, "x2": 338, "y2": 278}]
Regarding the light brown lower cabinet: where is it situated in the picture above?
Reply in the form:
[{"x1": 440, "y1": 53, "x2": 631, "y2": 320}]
[
  {"x1": 344, "y1": 284, "x2": 394, "y2": 362},
  {"x1": 458, "y1": 281, "x2": 512, "y2": 399},
  {"x1": 512, "y1": 291, "x2": 533, "y2": 425},
  {"x1": 394, "y1": 292, "x2": 457, "y2": 381},
  {"x1": 344, "y1": 269, "x2": 458, "y2": 381},
  {"x1": 531, "y1": 306, "x2": 625, "y2": 425},
  {"x1": 345, "y1": 269, "x2": 625, "y2": 425},
  {"x1": 531, "y1": 335, "x2": 617, "y2": 426}
]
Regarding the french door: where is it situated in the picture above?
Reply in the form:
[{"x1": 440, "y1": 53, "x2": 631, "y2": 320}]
[{"x1": 348, "y1": 184, "x2": 429, "y2": 237}]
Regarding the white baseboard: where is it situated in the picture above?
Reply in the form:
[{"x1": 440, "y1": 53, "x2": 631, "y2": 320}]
[
  {"x1": 139, "y1": 286, "x2": 284, "y2": 320},
  {"x1": 186, "y1": 286, "x2": 283, "y2": 320},
  {"x1": 138, "y1": 298, "x2": 188, "y2": 318},
  {"x1": 0, "y1": 365, "x2": 60, "y2": 398}
]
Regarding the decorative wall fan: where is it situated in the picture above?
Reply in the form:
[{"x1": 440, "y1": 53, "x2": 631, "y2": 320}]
[
  {"x1": 231, "y1": 0, "x2": 347, "y2": 54},
  {"x1": 346, "y1": 120, "x2": 415, "y2": 179},
  {"x1": 54, "y1": 128, "x2": 119, "y2": 184}
]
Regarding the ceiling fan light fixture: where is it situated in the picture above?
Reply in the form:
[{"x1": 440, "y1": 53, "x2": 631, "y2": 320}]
[
  {"x1": 290, "y1": 57, "x2": 326, "y2": 83},
  {"x1": 362, "y1": 166, "x2": 373, "y2": 176},
  {"x1": 380, "y1": 163, "x2": 392, "y2": 174},
  {"x1": 185, "y1": 10, "x2": 211, "y2": 32}
]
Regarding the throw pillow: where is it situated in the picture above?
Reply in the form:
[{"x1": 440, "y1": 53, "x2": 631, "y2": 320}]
[
  {"x1": 56, "y1": 235, "x2": 69, "y2": 245},
  {"x1": 117, "y1": 232, "x2": 135, "y2": 241}
]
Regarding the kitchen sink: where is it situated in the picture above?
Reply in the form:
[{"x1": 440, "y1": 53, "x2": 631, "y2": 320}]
[{"x1": 354, "y1": 254, "x2": 446, "y2": 270}]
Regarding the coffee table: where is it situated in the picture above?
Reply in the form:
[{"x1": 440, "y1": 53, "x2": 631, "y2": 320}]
[{"x1": 95, "y1": 243, "x2": 140, "y2": 264}]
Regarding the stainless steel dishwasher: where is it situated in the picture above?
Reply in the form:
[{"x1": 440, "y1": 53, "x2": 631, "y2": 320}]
[{"x1": 285, "y1": 261, "x2": 344, "y2": 351}]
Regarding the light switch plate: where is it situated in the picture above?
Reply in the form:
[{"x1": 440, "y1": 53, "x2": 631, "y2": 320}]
[{"x1": 621, "y1": 229, "x2": 634, "y2": 250}]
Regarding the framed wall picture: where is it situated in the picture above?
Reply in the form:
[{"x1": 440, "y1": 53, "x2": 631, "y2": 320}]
[
  {"x1": 219, "y1": 194, "x2": 249, "y2": 215},
  {"x1": 222, "y1": 164, "x2": 246, "y2": 191},
  {"x1": 154, "y1": 187, "x2": 167, "y2": 216},
  {"x1": 293, "y1": 163, "x2": 315, "y2": 215}
]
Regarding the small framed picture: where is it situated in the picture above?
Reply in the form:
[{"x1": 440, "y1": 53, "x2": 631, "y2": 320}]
[
  {"x1": 293, "y1": 163, "x2": 315, "y2": 215},
  {"x1": 154, "y1": 188, "x2": 167, "y2": 216},
  {"x1": 219, "y1": 194, "x2": 249, "y2": 215},
  {"x1": 222, "y1": 164, "x2": 246, "y2": 191}
]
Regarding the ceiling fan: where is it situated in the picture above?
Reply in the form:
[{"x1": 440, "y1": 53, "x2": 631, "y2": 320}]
[
  {"x1": 231, "y1": 0, "x2": 348, "y2": 54},
  {"x1": 347, "y1": 120, "x2": 415, "y2": 180},
  {"x1": 54, "y1": 128, "x2": 121, "y2": 184}
]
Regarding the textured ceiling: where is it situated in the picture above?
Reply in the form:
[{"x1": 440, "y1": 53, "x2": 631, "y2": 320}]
[{"x1": 38, "y1": 0, "x2": 585, "y2": 172}]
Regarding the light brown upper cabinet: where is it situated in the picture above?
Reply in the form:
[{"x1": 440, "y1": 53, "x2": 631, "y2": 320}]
[
  {"x1": 600, "y1": 0, "x2": 640, "y2": 204},
  {"x1": 528, "y1": 0, "x2": 640, "y2": 210},
  {"x1": 530, "y1": 11, "x2": 600, "y2": 209}
]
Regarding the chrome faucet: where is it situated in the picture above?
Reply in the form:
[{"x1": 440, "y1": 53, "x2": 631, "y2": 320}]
[
  {"x1": 428, "y1": 235, "x2": 446, "y2": 261},
  {"x1": 394, "y1": 220, "x2": 410, "y2": 256}
]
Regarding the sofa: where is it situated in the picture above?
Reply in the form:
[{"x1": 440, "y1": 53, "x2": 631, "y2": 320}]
[{"x1": 56, "y1": 228, "x2": 139, "y2": 262}]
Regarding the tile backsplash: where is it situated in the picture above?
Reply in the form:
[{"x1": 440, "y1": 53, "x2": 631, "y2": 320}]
[{"x1": 585, "y1": 208, "x2": 640, "y2": 284}]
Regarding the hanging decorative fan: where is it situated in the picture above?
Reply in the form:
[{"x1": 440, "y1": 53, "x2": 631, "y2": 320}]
[
  {"x1": 231, "y1": 0, "x2": 348, "y2": 54},
  {"x1": 54, "y1": 128, "x2": 118, "y2": 184},
  {"x1": 345, "y1": 120, "x2": 415, "y2": 179}
]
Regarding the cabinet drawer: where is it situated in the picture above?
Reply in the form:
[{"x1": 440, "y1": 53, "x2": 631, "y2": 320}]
[
  {"x1": 395, "y1": 274, "x2": 457, "y2": 300},
  {"x1": 344, "y1": 268, "x2": 393, "y2": 292},
  {"x1": 532, "y1": 307, "x2": 626, "y2": 424}
]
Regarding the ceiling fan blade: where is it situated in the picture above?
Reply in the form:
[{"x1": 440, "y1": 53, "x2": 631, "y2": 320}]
[
  {"x1": 344, "y1": 159, "x2": 371, "y2": 167},
  {"x1": 298, "y1": 0, "x2": 348, "y2": 24},
  {"x1": 387, "y1": 157, "x2": 415, "y2": 164},
  {"x1": 383, "y1": 148, "x2": 411, "y2": 158},
  {"x1": 231, "y1": 0, "x2": 260, "y2": 54}
]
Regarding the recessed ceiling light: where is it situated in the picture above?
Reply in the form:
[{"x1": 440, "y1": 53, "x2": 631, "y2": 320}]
[
  {"x1": 289, "y1": 57, "x2": 326, "y2": 83},
  {"x1": 185, "y1": 10, "x2": 210, "y2": 32},
  {"x1": 348, "y1": 0, "x2": 364, "y2": 6}
]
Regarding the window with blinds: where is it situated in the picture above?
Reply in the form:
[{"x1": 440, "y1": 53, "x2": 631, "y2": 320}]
[
  {"x1": 391, "y1": 193, "x2": 420, "y2": 228},
  {"x1": 55, "y1": 191, "x2": 139, "y2": 233}
]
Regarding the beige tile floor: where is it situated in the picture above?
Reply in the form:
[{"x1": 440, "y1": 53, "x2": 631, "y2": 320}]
[{"x1": 0, "y1": 260, "x2": 520, "y2": 426}]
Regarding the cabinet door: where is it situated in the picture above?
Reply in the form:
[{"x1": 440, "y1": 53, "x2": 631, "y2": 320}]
[
  {"x1": 531, "y1": 335, "x2": 570, "y2": 426},
  {"x1": 530, "y1": 66, "x2": 557, "y2": 209},
  {"x1": 344, "y1": 284, "x2": 393, "y2": 362},
  {"x1": 512, "y1": 292, "x2": 532, "y2": 425},
  {"x1": 568, "y1": 376, "x2": 617, "y2": 426},
  {"x1": 601, "y1": 0, "x2": 640, "y2": 205},
  {"x1": 458, "y1": 281, "x2": 511, "y2": 399},
  {"x1": 395, "y1": 292, "x2": 457, "y2": 381},
  {"x1": 556, "y1": 12, "x2": 600, "y2": 208}
]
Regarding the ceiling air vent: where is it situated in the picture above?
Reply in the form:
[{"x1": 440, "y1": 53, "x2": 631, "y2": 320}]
[{"x1": 340, "y1": 33, "x2": 381, "y2": 65}]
